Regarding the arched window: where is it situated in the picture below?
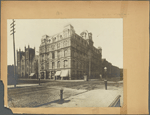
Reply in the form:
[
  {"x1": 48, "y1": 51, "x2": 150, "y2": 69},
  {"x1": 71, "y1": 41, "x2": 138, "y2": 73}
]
[
  {"x1": 52, "y1": 52, "x2": 55, "y2": 59},
  {"x1": 52, "y1": 62, "x2": 55, "y2": 69},
  {"x1": 64, "y1": 60, "x2": 68, "y2": 67},
  {"x1": 64, "y1": 49, "x2": 68, "y2": 57}
]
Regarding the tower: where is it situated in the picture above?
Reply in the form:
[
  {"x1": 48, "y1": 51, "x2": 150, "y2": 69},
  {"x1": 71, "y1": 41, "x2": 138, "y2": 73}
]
[
  {"x1": 63, "y1": 24, "x2": 75, "y2": 38},
  {"x1": 80, "y1": 30, "x2": 93, "y2": 47}
]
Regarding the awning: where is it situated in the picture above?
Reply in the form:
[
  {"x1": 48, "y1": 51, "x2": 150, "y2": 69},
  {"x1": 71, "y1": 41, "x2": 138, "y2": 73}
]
[
  {"x1": 55, "y1": 71, "x2": 61, "y2": 76},
  {"x1": 29, "y1": 73, "x2": 35, "y2": 76},
  {"x1": 60, "y1": 70, "x2": 69, "y2": 77}
]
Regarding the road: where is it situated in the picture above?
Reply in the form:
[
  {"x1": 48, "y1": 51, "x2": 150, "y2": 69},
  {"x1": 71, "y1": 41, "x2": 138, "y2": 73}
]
[{"x1": 8, "y1": 79, "x2": 123, "y2": 107}]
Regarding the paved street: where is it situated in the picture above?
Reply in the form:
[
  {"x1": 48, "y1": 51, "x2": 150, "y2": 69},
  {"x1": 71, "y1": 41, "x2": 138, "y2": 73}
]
[{"x1": 8, "y1": 79, "x2": 123, "y2": 107}]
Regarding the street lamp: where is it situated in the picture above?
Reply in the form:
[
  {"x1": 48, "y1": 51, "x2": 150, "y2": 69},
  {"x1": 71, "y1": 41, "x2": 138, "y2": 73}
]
[
  {"x1": 104, "y1": 67, "x2": 107, "y2": 90},
  {"x1": 104, "y1": 67, "x2": 107, "y2": 80}
]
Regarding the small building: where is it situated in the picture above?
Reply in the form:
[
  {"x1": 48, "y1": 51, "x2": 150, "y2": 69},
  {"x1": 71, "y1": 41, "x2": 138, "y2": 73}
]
[
  {"x1": 102, "y1": 58, "x2": 121, "y2": 78},
  {"x1": 7, "y1": 65, "x2": 17, "y2": 85}
]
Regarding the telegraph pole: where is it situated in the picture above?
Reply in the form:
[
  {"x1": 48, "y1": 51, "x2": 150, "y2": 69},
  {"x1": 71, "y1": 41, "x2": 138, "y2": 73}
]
[{"x1": 10, "y1": 19, "x2": 16, "y2": 87}]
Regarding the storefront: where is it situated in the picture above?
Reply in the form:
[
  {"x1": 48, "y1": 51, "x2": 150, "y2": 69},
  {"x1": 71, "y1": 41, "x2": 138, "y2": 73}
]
[
  {"x1": 60, "y1": 69, "x2": 69, "y2": 80},
  {"x1": 40, "y1": 71, "x2": 46, "y2": 79},
  {"x1": 55, "y1": 71, "x2": 61, "y2": 80}
]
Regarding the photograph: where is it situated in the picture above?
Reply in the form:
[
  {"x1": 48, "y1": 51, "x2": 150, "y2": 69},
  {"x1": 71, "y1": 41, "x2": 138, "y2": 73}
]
[{"x1": 7, "y1": 19, "x2": 123, "y2": 108}]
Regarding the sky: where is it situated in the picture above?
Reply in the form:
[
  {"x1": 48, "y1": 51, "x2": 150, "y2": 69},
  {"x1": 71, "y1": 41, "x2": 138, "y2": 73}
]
[{"x1": 7, "y1": 19, "x2": 123, "y2": 68}]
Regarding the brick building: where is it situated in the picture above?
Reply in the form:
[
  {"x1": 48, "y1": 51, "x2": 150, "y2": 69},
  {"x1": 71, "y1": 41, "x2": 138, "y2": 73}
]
[
  {"x1": 17, "y1": 46, "x2": 38, "y2": 78},
  {"x1": 102, "y1": 58, "x2": 120, "y2": 78},
  {"x1": 39, "y1": 24, "x2": 102, "y2": 80}
]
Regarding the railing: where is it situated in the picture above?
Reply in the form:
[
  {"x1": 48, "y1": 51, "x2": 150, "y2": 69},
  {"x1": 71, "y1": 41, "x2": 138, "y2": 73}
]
[{"x1": 108, "y1": 95, "x2": 121, "y2": 107}]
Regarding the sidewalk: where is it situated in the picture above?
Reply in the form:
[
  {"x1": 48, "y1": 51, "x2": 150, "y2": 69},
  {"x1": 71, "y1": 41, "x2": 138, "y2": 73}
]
[
  {"x1": 7, "y1": 84, "x2": 39, "y2": 88},
  {"x1": 18, "y1": 78, "x2": 123, "y2": 83},
  {"x1": 41, "y1": 86, "x2": 123, "y2": 107},
  {"x1": 18, "y1": 78, "x2": 85, "y2": 82}
]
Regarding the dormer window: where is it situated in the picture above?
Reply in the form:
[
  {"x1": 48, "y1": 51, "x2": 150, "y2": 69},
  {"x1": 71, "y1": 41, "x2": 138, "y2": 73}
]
[
  {"x1": 54, "y1": 37, "x2": 56, "y2": 41},
  {"x1": 60, "y1": 35, "x2": 62, "y2": 39}
]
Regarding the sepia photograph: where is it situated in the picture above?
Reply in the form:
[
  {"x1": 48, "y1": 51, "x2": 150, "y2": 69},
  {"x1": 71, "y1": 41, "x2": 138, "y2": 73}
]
[{"x1": 7, "y1": 19, "x2": 123, "y2": 108}]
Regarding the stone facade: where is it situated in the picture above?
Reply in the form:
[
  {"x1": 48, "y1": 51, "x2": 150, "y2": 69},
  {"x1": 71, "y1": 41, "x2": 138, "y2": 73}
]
[
  {"x1": 39, "y1": 24, "x2": 102, "y2": 80},
  {"x1": 17, "y1": 46, "x2": 38, "y2": 78}
]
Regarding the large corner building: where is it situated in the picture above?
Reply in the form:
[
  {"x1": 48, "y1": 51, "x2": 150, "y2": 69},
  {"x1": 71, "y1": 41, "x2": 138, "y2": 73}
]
[{"x1": 39, "y1": 24, "x2": 102, "y2": 80}]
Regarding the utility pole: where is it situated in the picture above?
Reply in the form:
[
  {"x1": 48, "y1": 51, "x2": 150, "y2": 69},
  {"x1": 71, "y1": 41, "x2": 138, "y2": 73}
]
[{"x1": 10, "y1": 19, "x2": 16, "y2": 87}]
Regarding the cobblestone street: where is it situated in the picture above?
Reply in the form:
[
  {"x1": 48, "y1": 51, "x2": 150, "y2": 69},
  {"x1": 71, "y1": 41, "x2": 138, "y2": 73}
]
[{"x1": 8, "y1": 79, "x2": 123, "y2": 107}]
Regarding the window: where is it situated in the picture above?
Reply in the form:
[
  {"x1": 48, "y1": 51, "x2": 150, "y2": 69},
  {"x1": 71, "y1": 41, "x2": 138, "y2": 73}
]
[
  {"x1": 57, "y1": 35, "x2": 59, "y2": 40},
  {"x1": 47, "y1": 62, "x2": 49, "y2": 69},
  {"x1": 57, "y1": 51, "x2": 60, "y2": 58},
  {"x1": 72, "y1": 51, "x2": 74, "y2": 57},
  {"x1": 63, "y1": 30, "x2": 68, "y2": 38},
  {"x1": 52, "y1": 62, "x2": 55, "y2": 69},
  {"x1": 63, "y1": 41, "x2": 67, "y2": 47},
  {"x1": 80, "y1": 62, "x2": 82, "y2": 69},
  {"x1": 60, "y1": 35, "x2": 62, "y2": 39},
  {"x1": 76, "y1": 62, "x2": 78, "y2": 69},
  {"x1": 73, "y1": 60, "x2": 75, "y2": 68},
  {"x1": 64, "y1": 60, "x2": 68, "y2": 67},
  {"x1": 57, "y1": 43, "x2": 60, "y2": 49},
  {"x1": 52, "y1": 52, "x2": 55, "y2": 59},
  {"x1": 64, "y1": 49, "x2": 68, "y2": 57},
  {"x1": 78, "y1": 62, "x2": 80, "y2": 69},
  {"x1": 22, "y1": 65, "x2": 24, "y2": 70},
  {"x1": 68, "y1": 29, "x2": 70, "y2": 35},
  {"x1": 57, "y1": 61, "x2": 60, "y2": 68},
  {"x1": 41, "y1": 65, "x2": 44, "y2": 70}
]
